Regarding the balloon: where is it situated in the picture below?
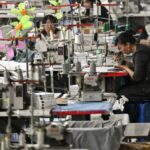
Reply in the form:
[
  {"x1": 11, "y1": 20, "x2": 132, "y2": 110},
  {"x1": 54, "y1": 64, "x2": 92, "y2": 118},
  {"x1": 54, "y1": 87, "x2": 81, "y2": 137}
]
[
  {"x1": 49, "y1": 0, "x2": 60, "y2": 6},
  {"x1": 18, "y1": 3, "x2": 25, "y2": 10},
  {"x1": 22, "y1": 21, "x2": 32, "y2": 30},
  {"x1": 55, "y1": 12, "x2": 63, "y2": 20},
  {"x1": 6, "y1": 47, "x2": 14, "y2": 60}
]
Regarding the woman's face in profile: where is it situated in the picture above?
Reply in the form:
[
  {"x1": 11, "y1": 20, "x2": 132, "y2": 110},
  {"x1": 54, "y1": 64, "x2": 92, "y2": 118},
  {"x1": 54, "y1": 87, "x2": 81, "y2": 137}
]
[
  {"x1": 44, "y1": 19, "x2": 55, "y2": 32},
  {"x1": 117, "y1": 43, "x2": 131, "y2": 54}
]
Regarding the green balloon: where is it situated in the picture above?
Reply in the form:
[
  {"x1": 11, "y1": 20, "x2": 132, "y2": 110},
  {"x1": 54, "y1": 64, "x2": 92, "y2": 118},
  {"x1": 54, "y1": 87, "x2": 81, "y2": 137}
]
[
  {"x1": 11, "y1": 21, "x2": 19, "y2": 27},
  {"x1": 23, "y1": 21, "x2": 32, "y2": 30},
  {"x1": 20, "y1": 15, "x2": 30, "y2": 24},
  {"x1": 11, "y1": 8, "x2": 19, "y2": 14},
  {"x1": 18, "y1": 2, "x2": 25, "y2": 10},
  {"x1": 55, "y1": 12, "x2": 63, "y2": 19},
  {"x1": 49, "y1": 0, "x2": 60, "y2": 6}
]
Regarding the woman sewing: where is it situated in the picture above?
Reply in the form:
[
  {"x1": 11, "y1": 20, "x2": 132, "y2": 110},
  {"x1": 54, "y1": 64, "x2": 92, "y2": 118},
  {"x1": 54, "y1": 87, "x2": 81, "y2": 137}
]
[
  {"x1": 115, "y1": 31, "x2": 150, "y2": 98},
  {"x1": 35, "y1": 15, "x2": 60, "y2": 52}
]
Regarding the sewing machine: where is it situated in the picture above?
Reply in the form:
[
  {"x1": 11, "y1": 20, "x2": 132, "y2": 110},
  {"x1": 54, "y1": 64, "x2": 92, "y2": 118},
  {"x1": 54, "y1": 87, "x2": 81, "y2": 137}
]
[
  {"x1": 0, "y1": 82, "x2": 26, "y2": 110},
  {"x1": 82, "y1": 72, "x2": 103, "y2": 101}
]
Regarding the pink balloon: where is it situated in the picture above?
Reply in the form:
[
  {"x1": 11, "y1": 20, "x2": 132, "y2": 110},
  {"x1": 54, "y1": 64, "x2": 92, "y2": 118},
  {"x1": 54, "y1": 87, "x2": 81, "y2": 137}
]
[
  {"x1": 0, "y1": 44, "x2": 5, "y2": 52},
  {"x1": 6, "y1": 47, "x2": 14, "y2": 60},
  {"x1": 16, "y1": 41, "x2": 25, "y2": 49},
  {"x1": 0, "y1": 30, "x2": 3, "y2": 38}
]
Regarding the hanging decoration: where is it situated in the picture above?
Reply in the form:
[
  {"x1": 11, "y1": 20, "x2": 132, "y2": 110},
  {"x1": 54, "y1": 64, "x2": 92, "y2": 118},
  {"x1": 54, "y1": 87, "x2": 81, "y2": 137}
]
[{"x1": 11, "y1": 1, "x2": 35, "y2": 37}]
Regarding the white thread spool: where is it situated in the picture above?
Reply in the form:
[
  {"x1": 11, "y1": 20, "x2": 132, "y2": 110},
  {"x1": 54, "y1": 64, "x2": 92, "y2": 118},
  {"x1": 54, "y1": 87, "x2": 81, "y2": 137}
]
[
  {"x1": 65, "y1": 29, "x2": 69, "y2": 40},
  {"x1": 19, "y1": 130, "x2": 26, "y2": 147},
  {"x1": 93, "y1": 3, "x2": 101, "y2": 16},
  {"x1": 1, "y1": 139, "x2": 6, "y2": 150},
  {"x1": 74, "y1": 33, "x2": 83, "y2": 45},
  {"x1": 5, "y1": 134, "x2": 10, "y2": 150},
  {"x1": 33, "y1": 66, "x2": 40, "y2": 81},
  {"x1": 49, "y1": 30, "x2": 54, "y2": 40},
  {"x1": 97, "y1": 54, "x2": 103, "y2": 66},
  {"x1": 60, "y1": 30, "x2": 65, "y2": 40},
  {"x1": 37, "y1": 128, "x2": 44, "y2": 148},
  {"x1": 3, "y1": 70, "x2": 9, "y2": 85}
]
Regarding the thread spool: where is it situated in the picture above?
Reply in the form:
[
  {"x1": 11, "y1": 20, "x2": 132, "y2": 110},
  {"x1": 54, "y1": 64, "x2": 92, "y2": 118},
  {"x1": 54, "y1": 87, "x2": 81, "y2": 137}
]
[
  {"x1": 32, "y1": 66, "x2": 40, "y2": 81},
  {"x1": 63, "y1": 63, "x2": 70, "y2": 74},
  {"x1": 1, "y1": 139, "x2": 6, "y2": 150},
  {"x1": 115, "y1": 24, "x2": 119, "y2": 33},
  {"x1": 19, "y1": 130, "x2": 26, "y2": 147},
  {"x1": 103, "y1": 22, "x2": 110, "y2": 32},
  {"x1": 93, "y1": 3, "x2": 101, "y2": 15},
  {"x1": 37, "y1": 128, "x2": 44, "y2": 148},
  {"x1": 3, "y1": 70, "x2": 9, "y2": 85},
  {"x1": 60, "y1": 30, "x2": 65, "y2": 40},
  {"x1": 74, "y1": 33, "x2": 83, "y2": 45},
  {"x1": 65, "y1": 29, "x2": 69, "y2": 40},
  {"x1": 17, "y1": 67, "x2": 23, "y2": 80},
  {"x1": 5, "y1": 134, "x2": 10, "y2": 150},
  {"x1": 76, "y1": 61, "x2": 82, "y2": 72},
  {"x1": 50, "y1": 30, "x2": 54, "y2": 40},
  {"x1": 125, "y1": 24, "x2": 130, "y2": 31},
  {"x1": 97, "y1": 53, "x2": 103, "y2": 66},
  {"x1": 90, "y1": 61, "x2": 96, "y2": 75},
  {"x1": 41, "y1": 65, "x2": 45, "y2": 79}
]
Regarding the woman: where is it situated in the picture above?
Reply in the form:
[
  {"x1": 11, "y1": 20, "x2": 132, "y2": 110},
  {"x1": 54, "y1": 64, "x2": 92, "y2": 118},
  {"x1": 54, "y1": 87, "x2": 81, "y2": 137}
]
[
  {"x1": 115, "y1": 31, "x2": 150, "y2": 98},
  {"x1": 35, "y1": 15, "x2": 60, "y2": 52},
  {"x1": 81, "y1": 0, "x2": 114, "y2": 28},
  {"x1": 41, "y1": 14, "x2": 60, "y2": 39}
]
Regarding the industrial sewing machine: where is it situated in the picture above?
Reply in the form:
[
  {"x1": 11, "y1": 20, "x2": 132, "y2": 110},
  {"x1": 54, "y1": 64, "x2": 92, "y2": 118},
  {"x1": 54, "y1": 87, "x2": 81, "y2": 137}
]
[
  {"x1": 82, "y1": 62, "x2": 103, "y2": 101},
  {"x1": 0, "y1": 82, "x2": 26, "y2": 110}
]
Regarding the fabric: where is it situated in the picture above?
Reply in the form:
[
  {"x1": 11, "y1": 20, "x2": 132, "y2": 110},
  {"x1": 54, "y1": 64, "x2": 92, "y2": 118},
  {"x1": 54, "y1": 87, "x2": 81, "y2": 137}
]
[
  {"x1": 14, "y1": 49, "x2": 36, "y2": 62},
  {"x1": 67, "y1": 121, "x2": 123, "y2": 150},
  {"x1": 52, "y1": 101, "x2": 112, "y2": 114}
]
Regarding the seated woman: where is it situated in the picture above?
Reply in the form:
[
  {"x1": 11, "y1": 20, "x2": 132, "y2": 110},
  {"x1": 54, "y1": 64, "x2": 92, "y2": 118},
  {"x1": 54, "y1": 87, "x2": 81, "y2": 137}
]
[
  {"x1": 35, "y1": 15, "x2": 60, "y2": 52},
  {"x1": 41, "y1": 14, "x2": 60, "y2": 40},
  {"x1": 136, "y1": 25, "x2": 148, "y2": 44},
  {"x1": 115, "y1": 31, "x2": 150, "y2": 99},
  {"x1": 81, "y1": 0, "x2": 114, "y2": 28},
  {"x1": 139, "y1": 24, "x2": 150, "y2": 46}
]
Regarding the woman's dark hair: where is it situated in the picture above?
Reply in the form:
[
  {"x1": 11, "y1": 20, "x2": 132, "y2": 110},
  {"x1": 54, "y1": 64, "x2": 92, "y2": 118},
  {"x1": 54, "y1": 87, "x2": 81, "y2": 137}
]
[
  {"x1": 42, "y1": 15, "x2": 58, "y2": 24},
  {"x1": 115, "y1": 31, "x2": 136, "y2": 46},
  {"x1": 41, "y1": 15, "x2": 59, "y2": 36}
]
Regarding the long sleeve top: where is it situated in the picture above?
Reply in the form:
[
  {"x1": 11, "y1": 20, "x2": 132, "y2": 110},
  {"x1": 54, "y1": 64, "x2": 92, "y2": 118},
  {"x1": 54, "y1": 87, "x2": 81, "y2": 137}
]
[{"x1": 132, "y1": 44, "x2": 150, "y2": 82}]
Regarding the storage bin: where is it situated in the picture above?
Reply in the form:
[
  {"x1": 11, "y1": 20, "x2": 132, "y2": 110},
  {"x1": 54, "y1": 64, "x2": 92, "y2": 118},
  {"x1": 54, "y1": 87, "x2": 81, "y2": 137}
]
[{"x1": 67, "y1": 120, "x2": 123, "y2": 150}]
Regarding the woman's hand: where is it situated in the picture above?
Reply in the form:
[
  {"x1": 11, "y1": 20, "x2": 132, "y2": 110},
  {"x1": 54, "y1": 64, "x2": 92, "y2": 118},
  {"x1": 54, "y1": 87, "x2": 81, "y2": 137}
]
[
  {"x1": 115, "y1": 65, "x2": 128, "y2": 71},
  {"x1": 116, "y1": 65, "x2": 134, "y2": 78}
]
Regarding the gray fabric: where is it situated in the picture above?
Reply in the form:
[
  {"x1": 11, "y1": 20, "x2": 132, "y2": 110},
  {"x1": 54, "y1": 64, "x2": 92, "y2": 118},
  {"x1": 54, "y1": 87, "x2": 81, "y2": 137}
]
[
  {"x1": 15, "y1": 49, "x2": 37, "y2": 62},
  {"x1": 67, "y1": 121, "x2": 123, "y2": 150}
]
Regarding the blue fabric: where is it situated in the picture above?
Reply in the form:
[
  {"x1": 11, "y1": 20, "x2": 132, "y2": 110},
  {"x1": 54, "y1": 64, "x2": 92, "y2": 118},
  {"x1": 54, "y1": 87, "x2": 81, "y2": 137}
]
[{"x1": 52, "y1": 101, "x2": 112, "y2": 112}]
